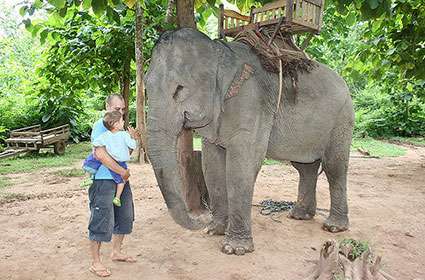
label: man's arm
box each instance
[94,146,130,181]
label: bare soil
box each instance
[1,145,424,280]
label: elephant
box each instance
[145,28,354,256]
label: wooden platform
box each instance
[219,0,324,39]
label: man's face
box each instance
[106,97,125,115]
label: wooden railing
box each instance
[219,0,324,38]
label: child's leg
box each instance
[115,183,125,200]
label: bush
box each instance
[353,85,425,138]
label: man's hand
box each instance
[95,147,130,180]
[128,126,141,141]
[120,168,130,182]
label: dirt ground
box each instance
[0,144,424,280]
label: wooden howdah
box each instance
[219,0,325,39]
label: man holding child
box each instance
[86,94,139,277]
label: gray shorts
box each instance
[88,180,134,242]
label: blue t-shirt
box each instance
[93,131,136,162]
[91,118,114,180]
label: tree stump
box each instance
[305,240,394,280]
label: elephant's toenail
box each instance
[222,244,234,254]
[235,247,245,256]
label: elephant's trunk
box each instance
[147,122,209,230]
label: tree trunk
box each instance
[176,0,196,28]
[174,0,208,212]
[166,0,176,24]
[134,1,149,163]
[121,55,131,128]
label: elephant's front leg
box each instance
[221,140,261,256]
[202,140,228,235]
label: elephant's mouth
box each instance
[183,112,211,129]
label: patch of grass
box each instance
[0,176,10,188]
[351,138,406,157]
[387,136,425,146]
[263,158,281,165]
[55,168,85,177]
[0,142,91,175]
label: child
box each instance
[83,111,139,207]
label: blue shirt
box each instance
[91,118,113,180]
[93,131,136,162]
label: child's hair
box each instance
[103,111,122,131]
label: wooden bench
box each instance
[218,0,324,39]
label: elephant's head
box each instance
[145,29,226,229]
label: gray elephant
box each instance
[145,28,354,256]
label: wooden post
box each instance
[285,0,294,24]
[121,55,131,129]
[218,4,224,39]
[175,0,209,212]
[135,0,148,163]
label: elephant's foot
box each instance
[323,215,349,233]
[204,220,226,235]
[221,236,254,256]
[288,204,315,220]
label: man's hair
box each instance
[103,111,122,131]
[106,94,124,105]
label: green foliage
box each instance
[0,2,43,146]
[0,142,91,175]
[339,239,370,261]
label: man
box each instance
[88,94,137,277]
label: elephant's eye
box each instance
[173,85,184,100]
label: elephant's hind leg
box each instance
[289,160,321,220]
[202,141,228,235]
[322,112,352,233]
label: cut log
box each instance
[305,240,394,280]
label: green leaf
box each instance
[59,6,68,17]
[31,24,43,37]
[23,19,33,31]
[19,6,28,16]
[123,0,137,8]
[92,0,107,16]
[82,0,92,9]
[48,0,66,9]
[106,7,121,23]
[367,0,379,9]
[40,29,49,45]
[206,0,216,7]
[34,0,43,8]
[110,0,122,5]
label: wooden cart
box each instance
[219,0,325,39]
[0,124,70,159]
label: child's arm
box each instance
[124,131,137,151]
